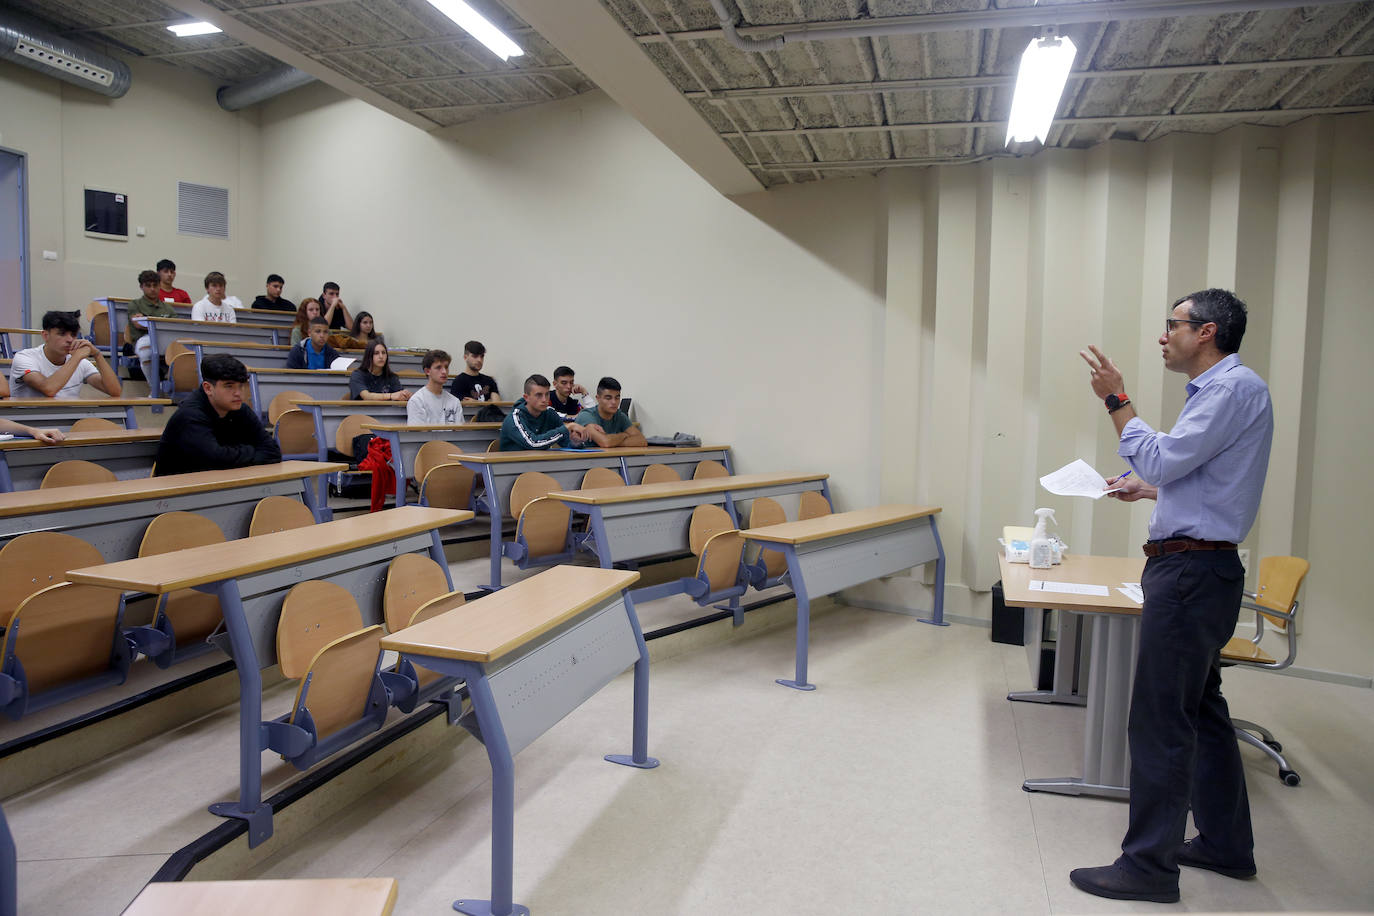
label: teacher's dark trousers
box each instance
[1118,548,1255,882]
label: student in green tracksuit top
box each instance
[500,373,590,451]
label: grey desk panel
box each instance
[0,477,304,559]
[231,533,433,669]
[145,318,279,348]
[297,402,410,458]
[485,597,639,756]
[621,448,730,483]
[254,374,424,417]
[0,404,133,430]
[0,440,158,491]
[471,455,628,518]
[791,519,939,599]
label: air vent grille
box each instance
[177,182,230,239]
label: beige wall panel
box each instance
[0,57,261,314]
[1300,113,1374,677]
[878,169,926,506]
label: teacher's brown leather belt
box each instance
[1142,538,1238,558]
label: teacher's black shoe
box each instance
[1176,838,1257,879]
[1070,864,1180,904]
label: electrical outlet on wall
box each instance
[1238,548,1250,573]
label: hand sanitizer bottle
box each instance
[1030,508,1057,569]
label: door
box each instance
[0,149,29,327]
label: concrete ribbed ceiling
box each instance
[9,0,1373,190]
[600,0,1374,185]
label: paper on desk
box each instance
[1029,580,1111,597]
[0,433,12,442]
[1039,458,1119,499]
[1117,582,1144,604]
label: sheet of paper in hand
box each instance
[1039,458,1120,500]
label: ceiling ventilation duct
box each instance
[0,10,131,98]
[217,65,316,111]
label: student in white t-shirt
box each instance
[191,271,240,322]
[406,349,463,426]
[8,310,122,399]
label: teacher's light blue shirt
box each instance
[1118,353,1273,543]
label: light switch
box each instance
[136,226,146,236]
[42,250,58,260]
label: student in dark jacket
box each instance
[499,373,588,451]
[286,317,341,369]
[155,354,281,475]
[250,273,296,313]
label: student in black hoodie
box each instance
[250,274,296,313]
[154,354,281,475]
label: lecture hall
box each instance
[1,0,1372,913]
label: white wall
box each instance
[259,86,1373,680]
[0,56,261,317]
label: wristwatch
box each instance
[1105,393,1131,413]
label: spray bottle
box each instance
[1030,508,1057,569]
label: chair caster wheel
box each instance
[1280,769,1300,787]
[1266,740,1283,752]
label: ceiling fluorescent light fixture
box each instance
[424,0,523,60]
[1005,33,1077,145]
[167,21,222,37]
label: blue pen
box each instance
[1119,470,1132,480]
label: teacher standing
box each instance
[1071,288,1273,904]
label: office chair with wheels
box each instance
[1222,555,1310,787]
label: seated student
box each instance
[407,350,463,425]
[155,258,192,304]
[549,365,589,420]
[286,317,341,369]
[154,354,281,476]
[319,282,352,332]
[576,377,647,448]
[500,374,587,451]
[250,273,296,313]
[289,298,321,347]
[127,268,179,382]
[350,339,410,402]
[9,310,121,399]
[448,340,500,403]
[191,271,240,322]
[350,311,382,346]
[0,418,64,444]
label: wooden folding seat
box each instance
[274,408,319,460]
[0,532,105,633]
[84,301,111,349]
[692,459,729,480]
[0,582,130,719]
[414,439,476,511]
[640,463,680,484]
[40,459,117,489]
[268,390,311,426]
[581,467,625,490]
[249,495,316,537]
[747,496,790,587]
[507,471,573,566]
[485,439,501,452]
[126,512,226,667]
[69,417,123,432]
[625,504,749,621]
[383,555,465,710]
[335,413,378,459]
[799,490,833,519]
[270,580,388,767]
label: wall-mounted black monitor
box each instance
[84,187,128,240]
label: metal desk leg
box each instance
[123,406,139,429]
[1023,611,1135,800]
[0,459,12,494]
[587,508,613,570]
[204,580,274,845]
[0,802,15,916]
[300,475,330,524]
[482,468,504,591]
[384,431,406,507]
[146,324,163,400]
[776,545,816,691]
[606,595,659,769]
[1008,611,1086,706]
[456,670,530,916]
[919,516,950,627]
[430,528,454,591]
